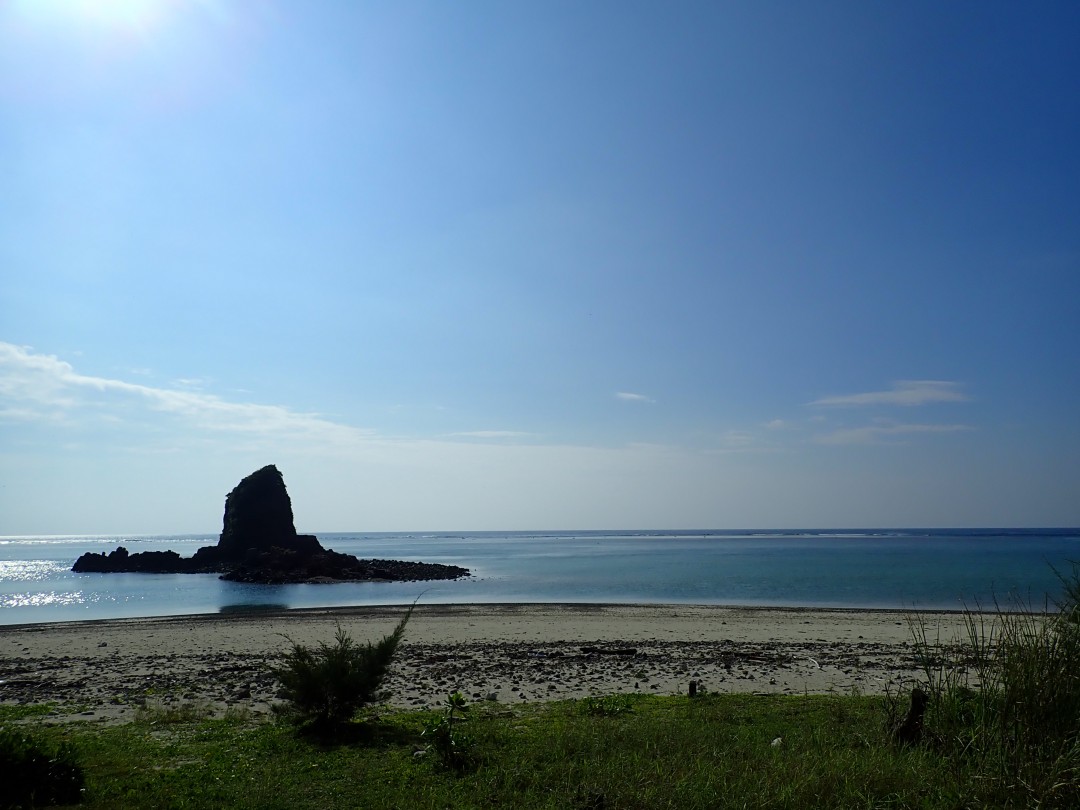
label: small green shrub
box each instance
[580,694,635,716]
[0,726,85,808]
[421,691,475,771]
[135,700,214,725]
[273,606,412,730]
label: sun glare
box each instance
[15,0,173,35]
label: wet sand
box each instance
[0,603,975,723]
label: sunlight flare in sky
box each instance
[14,0,176,35]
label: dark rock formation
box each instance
[217,465,302,559]
[72,465,469,584]
[222,552,469,585]
[72,546,217,574]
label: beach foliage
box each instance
[134,699,215,725]
[421,691,476,771]
[273,606,412,730]
[580,693,635,716]
[908,561,1080,807]
[0,704,54,722]
[0,725,85,808]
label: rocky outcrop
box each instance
[222,551,469,585]
[71,546,216,574]
[217,464,303,559]
[72,465,469,584]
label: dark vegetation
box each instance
[0,725,84,808]
[420,691,476,771]
[273,607,412,732]
[8,564,1080,808]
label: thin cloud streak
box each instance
[809,380,969,408]
[616,391,654,403]
[813,422,974,446]
[449,431,535,439]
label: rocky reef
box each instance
[72,465,469,584]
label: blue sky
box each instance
[2,1,1078,534]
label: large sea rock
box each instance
[216,464,307,560]
[72,465,469,584]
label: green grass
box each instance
[0,703,56,722]
[7,692,1014,810]
[903,580,1080,810]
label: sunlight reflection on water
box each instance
[1,590,85,609]
[0,560,67,582]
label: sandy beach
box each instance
[0,604,975,724]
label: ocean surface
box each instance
[1,529,1077,626]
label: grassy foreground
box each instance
[0,690,1030,810]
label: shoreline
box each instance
[0,604,980,635]
[0,603,982,724]
[0,600,991,633]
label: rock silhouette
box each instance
[891,686,929,745]
[217,464,306,559]
[72,465,469,584]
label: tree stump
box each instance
[892,687,929,745]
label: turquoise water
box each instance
[1,529,1077,625]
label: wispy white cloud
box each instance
[809,380,969,408]
[813,420,974,446]
[448,430,535,440]
[0,342,371,445]
[616,391,654,403]
[764,419,790,430]
[172,377,210,390]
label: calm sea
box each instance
[1,529,1077,626]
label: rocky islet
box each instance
[71,465,469,584]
